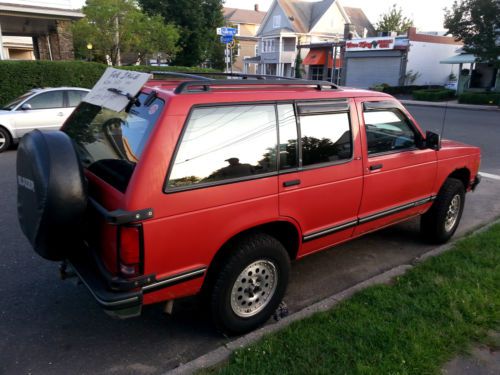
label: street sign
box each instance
[216,27,237,36]
[220,35,233,44]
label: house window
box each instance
[255,44,259,56]
[310,65,323,80]
[234,44,241,57]
[235,24,241,36]
[273,15,281,28]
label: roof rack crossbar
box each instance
[173,80,339,94]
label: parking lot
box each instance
[0,105,499,375]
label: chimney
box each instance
[344,23,355,40]
[254,4,259,12]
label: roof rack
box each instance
[173,79,340,94]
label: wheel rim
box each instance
[444,194,461,232]
[230,260,278,318]
[0,133,5,149]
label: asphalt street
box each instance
[0,105,499,375]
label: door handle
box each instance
[369,164,383,171]
[57,112,64,116]
[283,179,301,187]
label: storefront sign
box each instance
[346,37,395,51]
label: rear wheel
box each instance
[421,178,465,244]
[0,127,11,153]
[210,233,290,335]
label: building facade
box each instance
[248,0,374,78]
[0,1,83,61]
[343,27,463,88]
[223,5,266,74]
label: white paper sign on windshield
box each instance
[84,68,151,112]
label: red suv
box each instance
[17,72,481,334]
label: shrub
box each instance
[458,92,500,105]
[412,89,455,102]
[381,85,443,95]
[0,61,217,105]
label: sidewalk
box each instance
[442,331,500,375]
[400,99,500,111]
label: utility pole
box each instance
[115,15,121,66]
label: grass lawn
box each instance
[207,224,500,374]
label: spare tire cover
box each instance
[17,130,87,261]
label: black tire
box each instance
[421,178,465,244]
[0,126,12,153]
[17,130,87,260]
[210,233,290,335]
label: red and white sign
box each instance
[346,37,395,51]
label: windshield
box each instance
[63,92,164,192]
[1,91,35,110]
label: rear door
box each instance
[354,98,437,235]
[278,100,363,257]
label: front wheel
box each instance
[0,127,11,153]
[421,178,465,244]
[210,233,290,335]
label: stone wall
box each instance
[35,20,75,61]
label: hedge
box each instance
[412,88,455,102]
[369,85,443,95]
[458,92,500,105]
[0,61,217,105]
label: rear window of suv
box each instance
[63,92,164,192]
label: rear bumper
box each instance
[66,247,207,319]
[67,250,143,319]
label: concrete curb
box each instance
[166,218,500,375]
[401,99,500,112]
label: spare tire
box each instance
[17,130,87,261]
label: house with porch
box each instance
[0,0,83,61]
[246,0,374,78]
[223,5,266,74]
[441,50,500,94]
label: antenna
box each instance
[439,98,449,148]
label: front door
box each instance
[354,98,437,235]
[14,90,66,137]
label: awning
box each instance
[440,54,477,64]
[303,49,342,68]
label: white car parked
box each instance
[0,87,90,152]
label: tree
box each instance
[73,0,180,65]
[444,0,500,66]
[139,0,225,68]
[376,4,413,34]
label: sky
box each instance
[70,0,455,32]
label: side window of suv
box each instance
[297,102,352,167]
[363,109,418,155]
[167,105,278,189]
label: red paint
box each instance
[84,82,480,308]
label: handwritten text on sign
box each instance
[84,68,151,112]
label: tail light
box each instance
[117,225,143,278]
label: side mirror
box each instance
[425,130,441,150]
[21,103,32,111]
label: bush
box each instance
[412,89,455,101]
[0,61,217,105]
[380,85,443,95]
[458,92,500,105]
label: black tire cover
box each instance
[17,130,87,260]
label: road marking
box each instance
[479,172,500,181]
